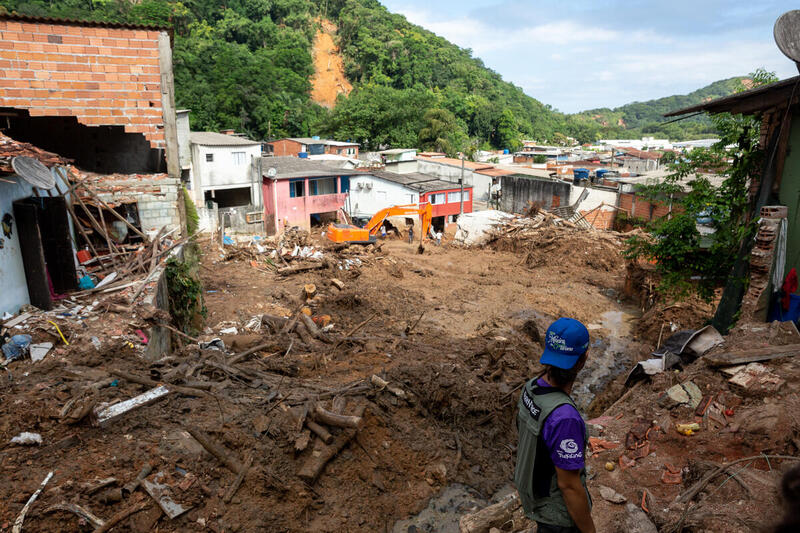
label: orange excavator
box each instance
[326,203,433,246]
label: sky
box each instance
[380,0,799,113]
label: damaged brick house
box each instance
[0,14,181,315]
[666,75,800,328]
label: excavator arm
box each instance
[326,203,433,246]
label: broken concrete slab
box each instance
[29,342,53,362]
[728,363,785,394]
[622,503,658,533]
[658,381,703,410]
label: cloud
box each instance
[381,1,799,112]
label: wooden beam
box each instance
[705,343,800,367]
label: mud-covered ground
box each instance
[2,228,797,532]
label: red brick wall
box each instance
[270,139,303,157]
[579,208,616,230]
[620,192,678,222]
[0,19,166,149]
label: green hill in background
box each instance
[0,0,749,150]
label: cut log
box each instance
[303,283,317,299]
[298,405,366,483]
[459,491,521,533]
[705,344,800,367]
[299,313,332,343]
[330,278,345,290]
[306,420,333,445]
[187,427,243,474]
[312,404,363,428]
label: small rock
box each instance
[659,381,702,410]
[599,485,626,504]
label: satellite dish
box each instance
[266,167,277,178]
[12,156,56,190]
[774,10,800,72]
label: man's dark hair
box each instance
[544,364,581,388]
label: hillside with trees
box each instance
[0,0,747,151]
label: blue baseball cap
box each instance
[540,318,590,369]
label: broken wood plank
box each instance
[458,491,521,533]
[705,343,800,367]
[298,405,366,483]
[312,404,363,429]
[94,385,170,426]
[223,454,253,504]
[187,427,243,474]
[13,471,53,533]
[45,503,105,529]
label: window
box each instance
[232,152,246,165]
[431,193,446,205]
[205,153,214,162]
[204,187,251,207]
[347,147,356,155]
[310,177,336,196]
[448,191,460,203]
[340,176,350,193]
[463,191,470,202]
[289,179,305,198]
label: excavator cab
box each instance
[326,204,433,246]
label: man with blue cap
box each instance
[514,317,595,533]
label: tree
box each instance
[493,109,521,152]
[624,69,778,302]
[418,108,467,156]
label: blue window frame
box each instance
[289,179,305,198]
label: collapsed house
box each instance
[0,14,182,316]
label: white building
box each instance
[187,131,262,209]
[598,137,673,150]
[379,148,418,174]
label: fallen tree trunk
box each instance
[459,491,520,533]
[298,405,366,482]
[299,313,332,344]
[306,420,333,445]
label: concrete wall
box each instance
[500,175,571,213]
[0,18,168,151]
[385,160,418,174]
[347,175,419,218]
[176,111,191,169]
[0,169,73,315]
[87,175,182,233]
[189,143,261,206]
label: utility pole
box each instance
[460,155,465,215]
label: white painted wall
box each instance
[385,160,418,174]
[0,170,75,315]
[416,160,493,202]
[347,175,418,218]
[189,143,261,206]
[569,185,618,212]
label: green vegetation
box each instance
[568,77,747,144]
[183,186,199,235]
[624,70,777,304]
[0,0,753,149]
[165,256,206,336]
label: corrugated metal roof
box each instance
[363,170,471,193]
[261,156,344,179]
[189,132,261,146]
[379,148,416,155]
[281,137,360,147]
[0,12,171,31]
[665,76,800,117]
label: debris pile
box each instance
[0,132,72,173]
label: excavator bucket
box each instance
[326,223,375,244]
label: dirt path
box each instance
[310,20,352,108]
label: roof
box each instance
[379,148,417,155]
[261,156,345,179]
[0,12,171,31]
[189,132,261,147]
[359,170,472,193]
[615,147,661,160]
[278,138,359,147]
[665,76,800,117]
[417,155,495,171]
[474,167,515,177]
[0,132,72,174]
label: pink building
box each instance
[262,157,350,234]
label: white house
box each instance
[187,131,262,209]
[379,148,418,174]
